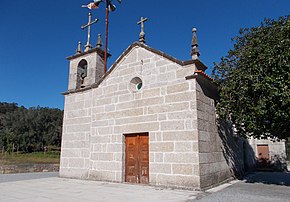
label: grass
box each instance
[0,151,60,165]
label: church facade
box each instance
[59,26,286,189]
[60,26,237,189]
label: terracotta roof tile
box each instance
[194,70,213,81]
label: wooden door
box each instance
[138,135,149,184]
[257,145,269,160]
[125,135,139,183]
[125,133,149,184]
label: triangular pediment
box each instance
[63,42,208,95]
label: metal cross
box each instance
[137,17,148,43]
[81,12,99,51]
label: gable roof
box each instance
[63,42,211,95]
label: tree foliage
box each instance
[212,16,290,140]
[0,102,63,152]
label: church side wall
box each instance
[87,47,201,188]
[59,91,92,179]
[195,79,236,189]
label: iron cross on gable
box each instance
[137,17,148,43]
[81,12,99,51]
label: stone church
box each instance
[60,16,286,189]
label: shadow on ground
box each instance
[244,172,290,186]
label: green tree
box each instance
[0,102,63,152]
[6,129,15,154]
[212,16,290,140]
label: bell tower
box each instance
[66,42,106,91]
[66,12,107,91]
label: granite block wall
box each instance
[60,46,201,188]
[194,78,234,189]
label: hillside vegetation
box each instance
[0,102,63,153]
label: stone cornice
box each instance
[66,47,111,60]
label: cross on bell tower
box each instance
[81,12,99,52]
[137,17,148,44]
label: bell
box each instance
[108,2,116,12]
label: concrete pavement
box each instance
[195,172,290,202]
[196,179,290,202]
[1,172,290,202]
[0,173,202,202]
[0,172,58,183]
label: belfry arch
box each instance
[76,59,88,88]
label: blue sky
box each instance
[0,0,289,109]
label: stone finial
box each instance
[191,28,200,60]
[96,34,102,48]
[76,41,82,54]
[139,32,145,44]
[84,43,93,52]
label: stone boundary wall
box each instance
[248,138,287,160]
[0,164,59,174]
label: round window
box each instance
[129,77,143,92]
[136,82,142,90]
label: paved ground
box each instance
[195,172,290,202]
[0,172,58,183]
[0,172,202,202]
[0,172,290,202]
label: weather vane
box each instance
[82,0,122,74]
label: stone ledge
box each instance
[0,164,59,174]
